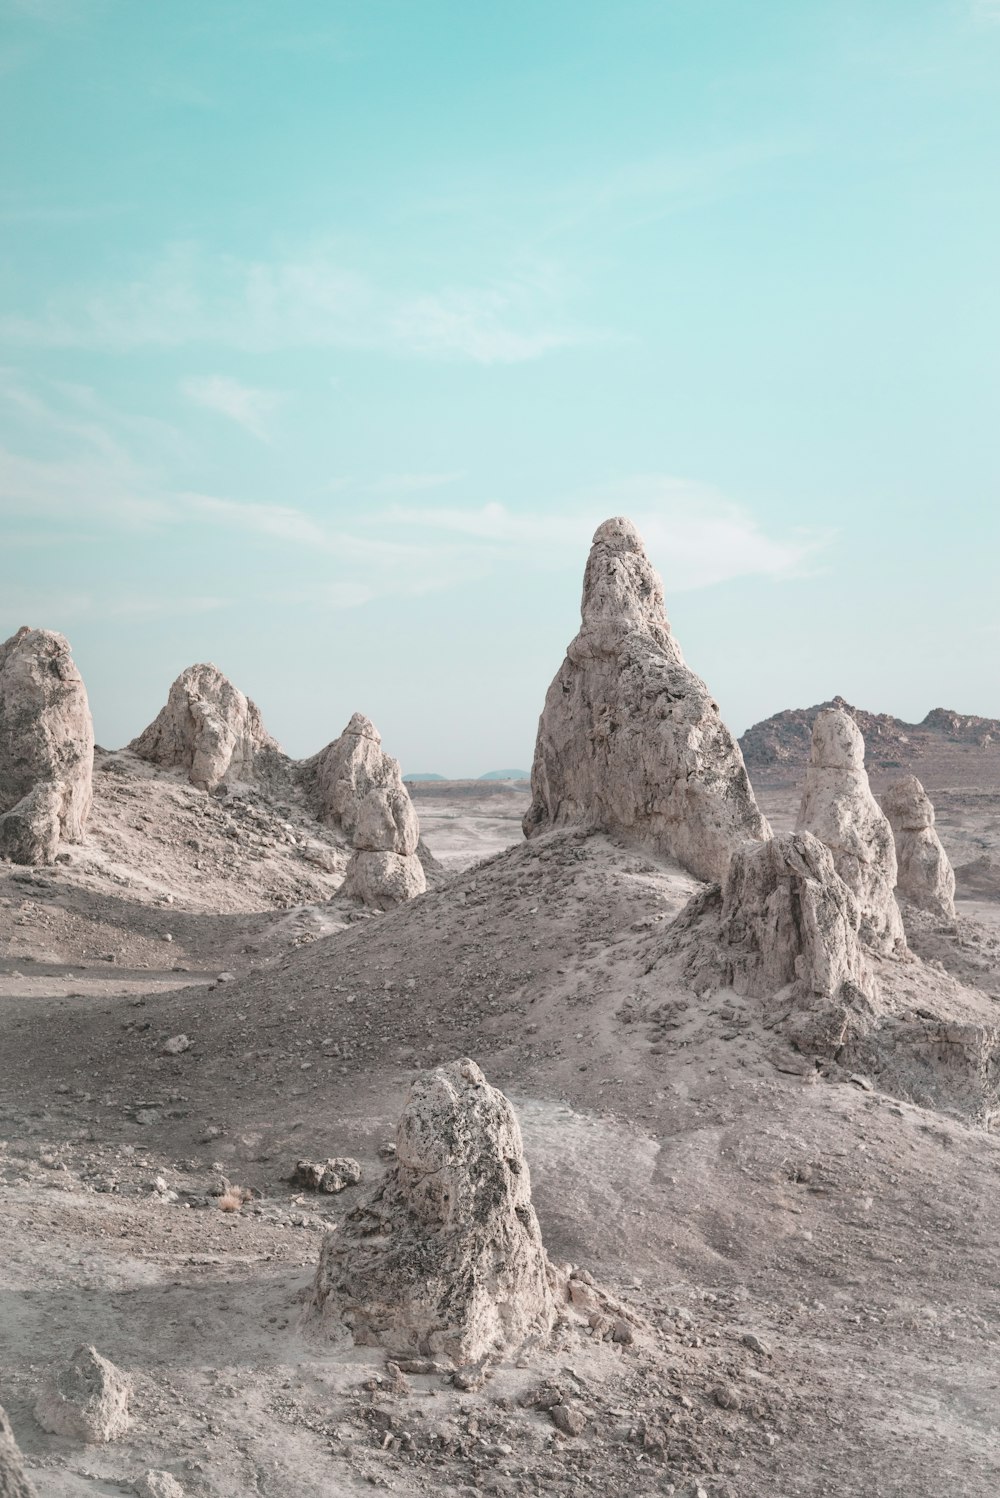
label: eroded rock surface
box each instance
[796,708,905,955]
[0,625,94,864]
[880,776,957,920]
[523,517,770,882]
[34,1345,130,1444]
[0,1404,37,1498]
[311,1059,555,1364]
[304,714,425,905]
[130,664,286,793]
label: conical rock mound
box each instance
[524,517,771,882]
[304,713,425,907]
[129,663,286,793]
[311,1059,555,1364]
[796,709,905,954]
[880,776,956,919]
[0,625,94,865]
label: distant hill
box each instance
[740,696,1000,786]
[479,769,530,781]
[403,772,446,782]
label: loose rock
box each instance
[34,1345,130,1444]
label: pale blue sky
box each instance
[2,0,998,775]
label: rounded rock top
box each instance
[810,707,865,770]
[590,515,645,553]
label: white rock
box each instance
[795,708,905,955]
[34,1345,130,1444]
[162,1034,191,1055]
[0,1402,37,1498]
[0,626,94,864]
[133,1472,185,1498]
[129,663,285,792]
[311,1059,555,1364]
[523,517,771,882]
[306,712,391,837]
[342,850,426,909]
[880,776,956,919]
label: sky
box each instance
[1,0,998,777]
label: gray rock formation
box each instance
[0,625,94,864]
[129,663,285,792]
[880,776,957,919]
[795,708,906,955]
[722,831,871,1000]
[132,1473,185,1498]
[311,1059,555,1364]
[523,517,771,882]
[0,1404,37,1498]
[34,1345,130,1444]
[304,713,425,906]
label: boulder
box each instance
[0,626,94,863]
[0,1404,37,1498]
[352,785,420,856]
[880,776,956,920]
[132,1473,185,1498]
[796,708,906,955]
[523,517,771,882]
[34,1345,130,1444]
[129,663,285,792]
[342,850,427,909]
[311,1059,555,1364]
[305,712,391,835]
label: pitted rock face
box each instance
[311,1059,555,1364]
[880,776,956,919]
[796,708,906,955]
[306,713,425,906]
[0,1402,37,1498]
[34,1345,130,1444]
[0,625,94,864]
[129,663,284,792]
[524,516,771,883]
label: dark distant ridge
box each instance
[740,696,1000,777]
[479,769,530,781]
[403,772,446,782]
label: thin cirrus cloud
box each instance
[0,241,585,365]
[180,374,285,440]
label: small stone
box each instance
[611,1318,634,1345]
[216,971,236,984]
[550,1402,587,1437]
[162,1035,191,1055]
[712,1383,742,1411]
[741,1333,771,1356]
[133,1472,185,1498]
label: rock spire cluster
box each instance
[129,662,286,793]
[312,1059,555,1364]
[308,713,426,907]
[0,626,94,864]
[523,516,771,883]
[880,775,956,919]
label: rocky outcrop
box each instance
[304,714,425,906]
[129,663,286,792]
[880,776,956,919]
[0,1404,37,1498]
[523,517,771,883]
[722,831,871,1001]
[0,626,94,864]
[34,1345,130,1444]
[311,1059,555,1364]
[796,709,906,955]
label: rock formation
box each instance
[311,1059,555,1364]
[523,517,771,883]
[880,776,957,919]
[0,1404,37,1498]
[34,1345,130,1444]
[795,708,906,955]
[0,625,94,864]
[129,663,285,792]
[721,831,871,1001]
[304,714,425,907]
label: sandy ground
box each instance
[1,765,999,1496]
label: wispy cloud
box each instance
[972,0,1000,20]
[181,374,285,439]
[0,241,584,364]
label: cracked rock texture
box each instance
[130,663,286,793]
[523,517,771,883]
[796,708,906,955]
[0,1404,36,1498]
[0,625,94,864]
[311,1058,555,1363]
[880,775,957,920]
[34,1344,130,1444]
